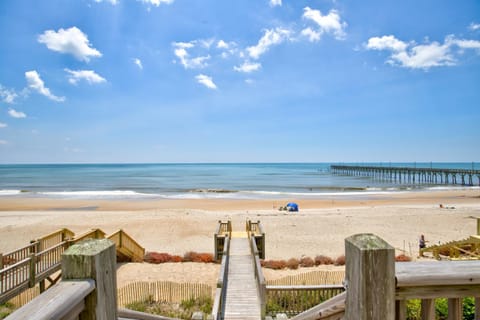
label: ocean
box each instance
[0,163,478,200]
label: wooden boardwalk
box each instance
[223,232,261,320]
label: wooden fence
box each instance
[266,270,345,286]
[117,281,213,307]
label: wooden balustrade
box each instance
[0,258,31,302]
[1,242,38,268]
[247,220,265,259]
[249,230,267,318]
[34,242,67,281]
[211,235,230,320]
[266,285,345,317]
[73,228,106,243]
[38,228,74,251]
[214,220,231,262]
[107,229,145,262]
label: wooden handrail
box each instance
[212,235,230,319]
[118,308,179,320]
[1,242,39,268]
[73,228,106,243]
[249,234,266,318]
[108,229,144,250]
[289,291,347,320]
[107,229,145,262]
[5,280,95,320]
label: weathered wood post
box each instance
[476,217,480,236]
[345,233,395,320]
[0,253,3,269]
[62,238,117,320]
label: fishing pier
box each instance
[331,164,480,186]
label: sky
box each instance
[0,0,479,163]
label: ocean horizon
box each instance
[0,162,478,200]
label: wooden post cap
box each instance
[345,233,394,251]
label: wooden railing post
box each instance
[62,238,118,320]
[475,297,480,320]
[477,217,480,236]
[28,253,36,288]
[0,253,3,269]
[345,233,395,320]
[421,299,435,320]
[447,298,462,320]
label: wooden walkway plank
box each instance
[223,237,261,320]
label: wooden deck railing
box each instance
[37,228,74,251]
[266,284,345,317]
[247,220,265,259]
[34,242,67,282]
[249,235,267,318]
[395,260,480,319]
[72,228,106,243]
[0,243,38,268]
[1,227,144,305]
[211,235,230,320]
[214,220,231,261]
[107,229,145,262]
[0,241,69,304]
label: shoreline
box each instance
[0,189,479,211]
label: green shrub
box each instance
[0,302,15,319]
[126,295,212,320]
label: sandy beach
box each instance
[1,189,479,288]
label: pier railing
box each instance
[331,164,480,186]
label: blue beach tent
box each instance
[286,202,299,212]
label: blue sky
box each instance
[0,0,479,163]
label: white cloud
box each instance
[366,35,480,69]
[195,74,217,89]
[270,0,282,7]
[0,140,7,145]
[217,40,229,49]
[38,26,102,62]
[172,42,210,69]
[0,122,7,128]
[65,69,107,85]
[366,35,408,52]
[247,27,293,59]
[141,0,174,6]
[8,108,26,118]
[469,22,480,31]
[25,71,65,102]
[301,27,321,42]
[94,0,118,4]
[450,38,480,50]
[302,7,347,40]
[234,61,261,73]
[391,42,454,69]
[133,58,143,69]
[0,85,18,104]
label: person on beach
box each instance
[419,234,427,256]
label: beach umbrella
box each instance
[286,202,298,212]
